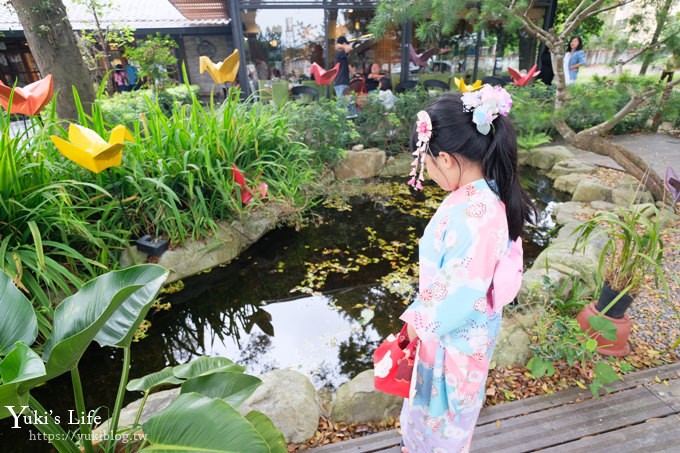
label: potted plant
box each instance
[572,204,669,356]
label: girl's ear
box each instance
[438,152,455,169]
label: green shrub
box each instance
[354,94,401,152]
[506,82,556,138]
[559,74,661,134]
[285,99,359,165]
[661,90,680,128]
[98,85,199,126]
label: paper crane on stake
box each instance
[508,64,541,87]
[52,124,135,229]
[0,74,54,116]
[409,44,451,67]
[454,77,482,93]
[666,166,680,203]
[51,124,134,174]
[232,164,268,206]
[309,62,340,85]
[200,50,241,84]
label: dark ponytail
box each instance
[412,93,535,240]
[482,115,535,240]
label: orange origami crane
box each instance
[0,74,54,116]
[200,50,240,84]
[309,62,340,85]
[508,64,541,87]
[51,124,134,174]
[454,77,482,93]
[232,164,268,205]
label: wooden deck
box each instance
[313,361,680,452]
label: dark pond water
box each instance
[1,172,567,451]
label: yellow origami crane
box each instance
[51,124,134,173]
[454,77,483,93]
[200,50,240,84]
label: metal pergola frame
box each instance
[225,0,379,98]
[172,0,558,98]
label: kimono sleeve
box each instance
[401,218,503,346]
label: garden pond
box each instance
[0,171,567,451]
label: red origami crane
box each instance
[408,44,450,67]
[508,64,541,87]
[309,62,340,85]
[0,74,54,115]
[232,164,268,205]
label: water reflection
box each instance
[1,173,568,451]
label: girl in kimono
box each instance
[400,90,534,452]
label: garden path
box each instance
[312,361,680,452]
[562,132,680,179]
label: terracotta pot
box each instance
[577,301,631,357]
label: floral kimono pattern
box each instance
[400,178,523,452]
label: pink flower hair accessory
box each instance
[408,110,432,190]
[461,84,512,135]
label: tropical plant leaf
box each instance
[0,270,38,356]
[126,366,183,393]
[0,343,45,419]
[180,372,261,408]
[245,410,287,453]
[172,356,245,380]
[94,266,169,348]
[36,265,168,385]
[141,393,270,452]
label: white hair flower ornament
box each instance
[408,110,432,190]
[461,84,513,135]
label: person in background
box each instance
[659,53,679,83]
[366,62,388,92]
[563,36,586,84]
[125,63,139,90]
[113,64,130,92]
[334,36,352,98]
[396,89,534,452]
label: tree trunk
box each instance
[566,126,666,202]
[10,0,96,120]
[639,0,673,75]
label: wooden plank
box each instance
[310,363,680,452]
[646,377,680,411]
[538,414,680,452]
[471,386,674,452]
[478,361,680,425]
[312,430,401,452]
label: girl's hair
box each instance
[569,36,583,51]
[410,93,535,240]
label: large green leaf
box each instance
[127,366,183,393]
[0,271,38,356]
[245,411,287,453]
[141,393,270,453]
[172,356,245,379]
[94,266,168,348]
[0,343,45,419]
[34,265,168,386]
[180,372,261,408]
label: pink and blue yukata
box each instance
[400,178,524,452]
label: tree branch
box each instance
[563,0,603,34]
[619,30,679,66]
[581,77,680,136]
[512,6,553,44]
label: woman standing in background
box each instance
[563,36,586,84]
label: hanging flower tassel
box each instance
[407,110,432,191]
